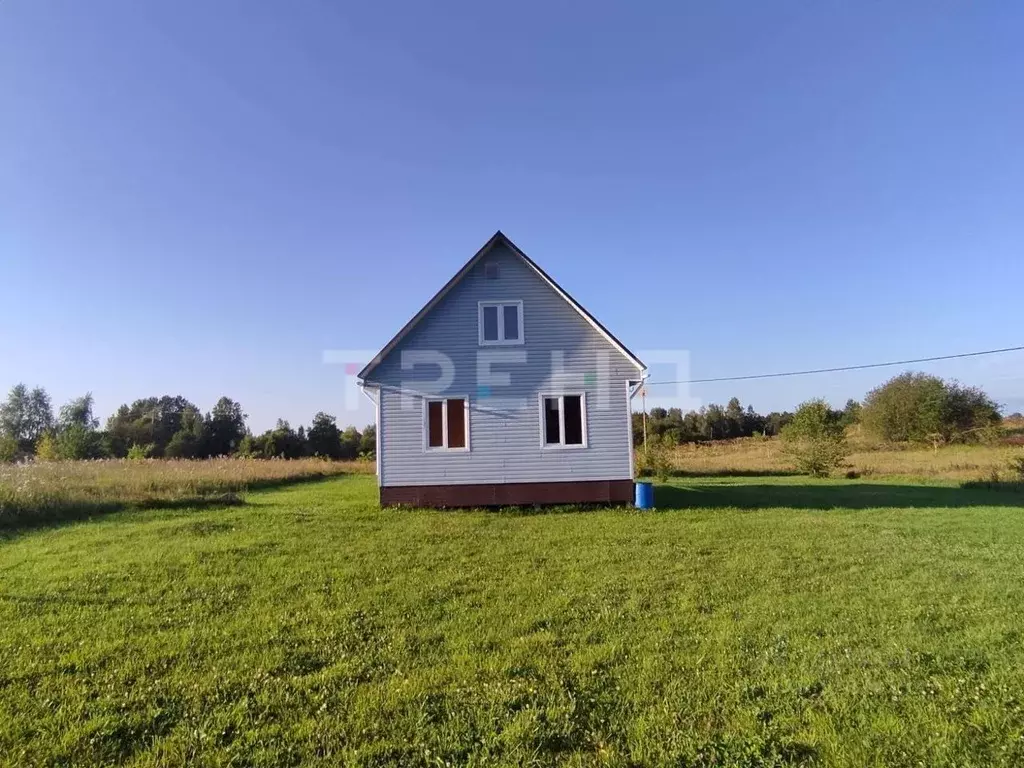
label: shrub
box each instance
[35,433,59,461]
[861,372,1000,444]
[635,435,674,482]
[1009,453,1024,481]
[0,435,17,463]
[55,424,106,460]
[781,399,849,477]
[236,434,256,458]
[126,443,153,461]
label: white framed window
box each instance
[423,397,470,451]
[478,300,524,346]
[539,393,587,448]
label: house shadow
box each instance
[667,469,802,478]
[653,482,1024,511]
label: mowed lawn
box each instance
[2,476,1024,767]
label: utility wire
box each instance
[643,345,1024,387]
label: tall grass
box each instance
[655,437,1023,480]
[0,458,372,530]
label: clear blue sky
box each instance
[2,0,1022,431]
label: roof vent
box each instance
[484,262,500,279]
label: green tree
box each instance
[106,395,202,457]
[203,397,247,457]
[55,425,106,460]
[164,409,205,459]
[725,397,745,438]
[661,408,686,443]
[840,398,862,428]
[358,424,376,458]
[339,426,362,460]
[53,393,105,459]
[58,393,99,432]
[307,412,342,458]
[251,420,306,459]
[743,404,766,437]
[764,411,792,436]
[861,372,1000,444]
[942,381,1001,442]
[0,384,28,447]
[703,404,727,440]
[781,399,849,477]
[861,373,946,442]
[0,384,54,453]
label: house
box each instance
[358,231,647,507]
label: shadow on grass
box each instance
[386,480,1024,516]
[960,479,1024,493]
[0,472,351,537]
[659,469,802,478]
[655,482,1024,511]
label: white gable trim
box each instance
[358,231,646,380]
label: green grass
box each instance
[2,475,1024,766]
[0,458,370,530]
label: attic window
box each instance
[484,262,500,279]
[479,300,523,345]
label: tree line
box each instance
[634,371,1003,447]
[0,385,375,462]
[636,372,1005,480]
[0,371,1005,464]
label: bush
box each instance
[126,443,152,461]
[55,425,106,460]
[0,435,17,463]
[781,399,849,477]
[35,433,59,461]
[1009,453,1024,481]
[236,434,257,458]
[862,372,1001,444]
[635,435,674,482]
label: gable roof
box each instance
[358,231,646,380]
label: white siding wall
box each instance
[368,243,639,487]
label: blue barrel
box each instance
[634,481,654,509]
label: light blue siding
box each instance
[365,242,640,487]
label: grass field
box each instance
[665,437,1022,481]
[0,458,372,530]
[3,473,1024,766]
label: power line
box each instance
[643,345,1024,387]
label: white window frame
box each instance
[422,396,471,452]
[538,392,588,449]
[478,300,524,346]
